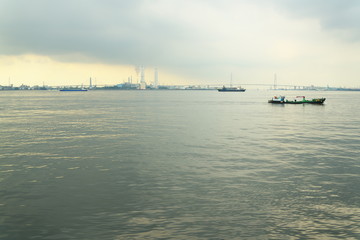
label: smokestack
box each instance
[139,66,146,90]
[140,66,145,84]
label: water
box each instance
[0,90,359,239]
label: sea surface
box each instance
[0,89,359,239]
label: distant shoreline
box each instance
[1,85,360,91]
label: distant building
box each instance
[19,84,30,90]
[116,83,138,90]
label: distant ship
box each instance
[59,89,88,92]
[218,86,246,92]
[218,73,246,92]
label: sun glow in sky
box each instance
[0,55,183,86]
[1,0,360,87]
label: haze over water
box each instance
[0,90,359,239]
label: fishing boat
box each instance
[268,96,326,104]
[218,86,246,92]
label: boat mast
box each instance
[274,73,277,90]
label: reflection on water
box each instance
[0,90,359,239]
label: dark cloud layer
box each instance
[1,0,360,82]
[1,0,178,63]
[274,0,360,40]
[0,0,250,80]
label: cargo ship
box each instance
[218,86,246,92]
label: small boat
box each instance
[268,96,326,104]
[218,86,246,92]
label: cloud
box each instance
[1,0,360,85]
[271,0,360,41]
[1,1,211,60]
[1,1,276,79]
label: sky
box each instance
[1,0,360,87]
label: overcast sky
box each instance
[1,0,360,87]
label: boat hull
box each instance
[60,89,88,91]
[218,89,246,92]
[268,98,326,104]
